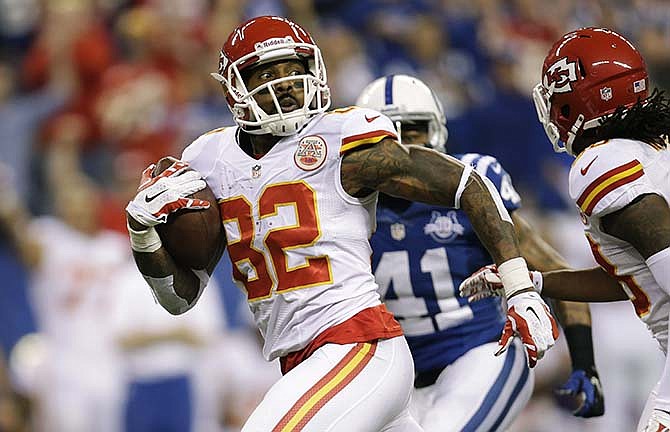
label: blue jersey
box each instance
[371,153,522,373]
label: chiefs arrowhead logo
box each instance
[544,57,578,94]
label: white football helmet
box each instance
[356,74,448,152]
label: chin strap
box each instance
[565,114,585,156]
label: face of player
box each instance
[244,59,307,116]
[400,122,430,146]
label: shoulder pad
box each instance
[569,140,649,216]
[182,127,233,176]
[338,107,397,155]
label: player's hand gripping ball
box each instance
[151,157,224,270]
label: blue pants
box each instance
[124,374,192,432]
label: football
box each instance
[153,157,224,270]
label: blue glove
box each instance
[554,368,604,418]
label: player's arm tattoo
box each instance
[341,138,521,264]
[341,139,459,202]
[601,193,670,259]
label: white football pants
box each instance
[411,338,534,432]
[241,336,423,431]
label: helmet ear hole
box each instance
[561,104,571,119]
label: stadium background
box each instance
[0,0,668,430]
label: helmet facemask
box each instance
[532,81,586,156]
[532,81,566,153]
[212,41,331,136]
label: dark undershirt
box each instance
[378,193,413,214]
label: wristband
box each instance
[454,165,473,209]
[498,257,533,297]
[127,222,162,253]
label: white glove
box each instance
[498,290,559,368]
[642,409,670,432]
[125,159,210,227]
[459,259,559,368]
[459,264,543,302]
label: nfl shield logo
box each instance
[634,79,646,93]
[600,87,612,101]
[390,223,406,241]
[252,164,261,179]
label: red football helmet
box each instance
[211,16,331,136]
[532,27,648,155]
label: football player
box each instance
[124,15,559,431]
[459,27,670,432]
[356,74,604,431]
[0,156,128,432]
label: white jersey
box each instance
[28,217,128,353]
[110,258,224,379]
[182,107,399,360]
[569,138,670,352]
[27,218,128,432]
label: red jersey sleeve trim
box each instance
[576,160,644,216]
[339,130,397,155]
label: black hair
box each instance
[588,88,670,149]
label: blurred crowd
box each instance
[1,0,669,431]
